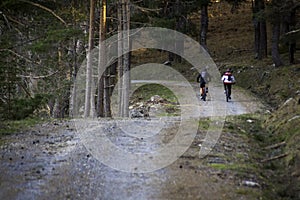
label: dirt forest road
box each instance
[0,82,266,200]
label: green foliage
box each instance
[0,94,50,120]
[46,28,83,42]
[0,117,45,135]
[150,17,176,29]
[30,27,83,52]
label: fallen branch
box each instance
[17,70,58,79]
[261,153,289,163]
[133,5,161,13]
[20,0,67,26]
[263,141,286,150]
[284,29,300,36]
[0,12,12,29]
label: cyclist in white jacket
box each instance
[221,68,236,99]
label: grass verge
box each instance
[0,117,46,136]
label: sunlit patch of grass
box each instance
[235,188,261,198]
[209,163,257,173]
[198,118,210,130]
[0,117,45,135]
[131,83,179,103]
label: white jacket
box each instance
[221,73,236,84]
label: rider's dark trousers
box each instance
[224,83,232,97]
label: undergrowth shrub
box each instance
[0,94,49,120]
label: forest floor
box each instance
[0,83,269,200]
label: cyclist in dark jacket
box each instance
[197,73,206,100]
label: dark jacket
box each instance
[197,74,206,88]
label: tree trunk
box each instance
[200,4,208,51]
[97,76,104,117]
[254,21,260,59]
[289,9,296,64]
[101,0,111,117]
[97,0,108,117]
[53,46,63,118]
[258,0,267,59]
[69,37,80,117]
[117,0,123,117]
[289,43,296,64]
[271,23,283,67]
[116,0,130,117]
[253,0,259,59]
[52,97,62,118]
[90,73,96,118]
[253,0,267,60]
[175,15,185,63]
[259,20,267,59]
[173,0,184,63]
[121,0,130,117]
[84,0,96,118]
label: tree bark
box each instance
[254,21,260,59]
[102,0,111,117]
[259,20,267,59]
[121,0,130,117]
[117,0,123,117]
[253,0,267,60]
[84,0,96,118]
[173,0,184,63]
[289,9,296,64]
[253,0,259,58]
[200,4,208,51]
[258,0,267,59]
[116,0,130,117]
[53,46,63,118]
[69,38,79,117]
[97,0,108,117]
[97,76,104,117]
[271,23,283,67]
